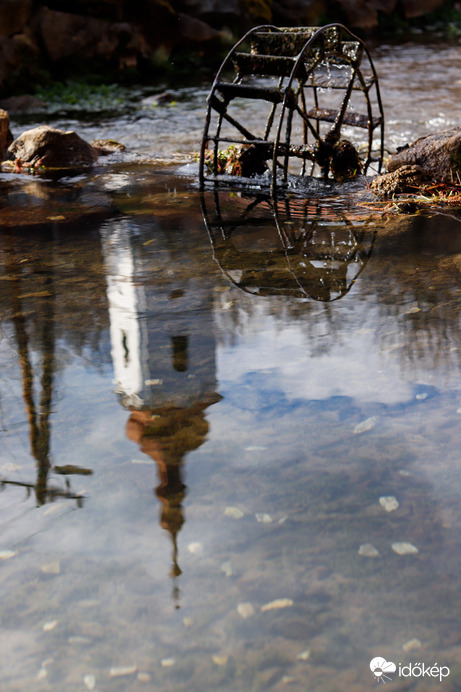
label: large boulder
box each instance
[387,127,461,183]
[7,125,97,168]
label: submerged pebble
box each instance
[224,506,244,519]
[110,666,137,677]
[237,602,255,619]
[402,638,422,652]
[358,544,380,557]
[212,654,229,666]
[392,542,419,555]
[255,513,273,523]
[220,560,233,577]
[137,672,151,682]
[43,620,59,632]
[0,549,17,560]
[161,658,176,668]
[379,496,400,512]
[261,598,293,612]
[353,416,377,434]
[187,542,204,555]
[297,650,311,661]
[83,673,96,690]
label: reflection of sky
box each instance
[216,300,458,408]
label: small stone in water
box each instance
[137,672,151,682]
[353,416,377,434]
[161,658,175,668]
[415,392,427,400]
[297,650,311,661]
[402,638,422,652]
[358,544,380,557]
[261,598,293,612]
[83,674,96,690]
[0,549,17,560]
[187,542,203,555]
[237,602,255,619]
[43,620,58,632]
[255,513,272,523]
[224,506,244,519]
[41,561,60,574]
[392,542,419,555]
[212,654,229,666]
[110,666,137,677]
[379,496,399,512]
[220,560,233,577]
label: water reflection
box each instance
[102,216,221,603]
[201,188,376,301]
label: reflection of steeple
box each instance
[126,400,219,605]
[102,218,221,605]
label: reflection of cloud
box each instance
[216,305,423,406]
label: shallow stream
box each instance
[1,37,461,692]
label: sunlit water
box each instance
[1,39,461,692]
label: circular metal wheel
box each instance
[199,24,384,192]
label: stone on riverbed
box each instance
[6,125,97,168]
[387,127,461,182]
[370,164,431,197]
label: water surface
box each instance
[1,39,461,692]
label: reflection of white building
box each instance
[101,219,218,410]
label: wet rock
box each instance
[387,128,461,183]
[90,138,126,155]
[0,95,47,114]
[0,0,32,38]
[7,126,97,168]
[370,165,432,197]
[0,108,13,161]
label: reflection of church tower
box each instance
[102,218,220,601]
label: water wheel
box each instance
[200,189,376,301]
[199,24,384,192]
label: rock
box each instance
[0,0,33,38]
[387,127,461,183]
[370,164,432,197]
[7,126,97,168]
[90,138,126,155]
[0,95,47,113]
[0,108,13,161]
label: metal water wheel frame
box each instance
[199,23,384,192]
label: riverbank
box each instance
[1,0,461,98]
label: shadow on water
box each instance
[1,167,461,689]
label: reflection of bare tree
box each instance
[1,234,87,506]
